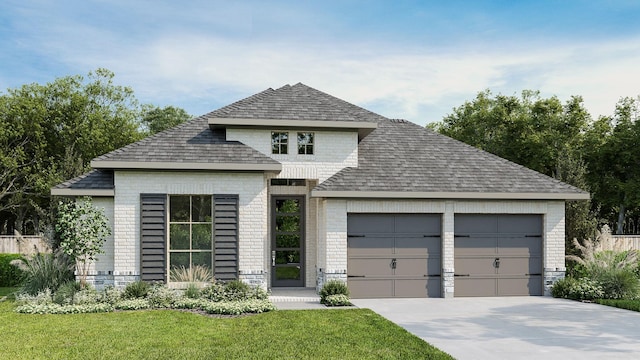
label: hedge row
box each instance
[0,254,24,287]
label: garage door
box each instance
[347,214,441,298]
[454,214,543,297]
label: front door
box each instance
[271,196,305,287]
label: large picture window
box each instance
[168,195,213,281]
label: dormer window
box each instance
[271,132,288,154]
[297,132,314,155]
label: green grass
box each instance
[0,301,452,359]
[596,298,640,312]
[0,287,18,298]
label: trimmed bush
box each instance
[324,294,352,307]
[123,281,150,299]
[320,280,350,304]
[0,254,25,287]
[53,281,82,305]
[551,277,604,300]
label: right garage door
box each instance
[454,214,543,297]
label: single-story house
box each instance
[52,83,589,298]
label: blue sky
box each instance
[1,0,639,125]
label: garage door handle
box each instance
[347,275,366,278]
[454,274,470,277]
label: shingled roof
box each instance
[90,116,280,171]
[312,119,589,199]
[51,170,114,196]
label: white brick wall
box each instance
[112,171,268,277]
[88,198,114,275]
[227,129,358,182]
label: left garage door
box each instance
[347,214,441,298]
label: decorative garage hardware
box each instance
[526,273,542,276]
[347,234,365,238]
[525,235,542,237]
[423,234,441,238]
[424,274,441,277]
[455,234,471,238]
[454,274,471,277]
[348,275,366,278]
[391,258,397,269]
[493,258,501,269]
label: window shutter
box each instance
[214,194,239,280]
[140,194,167,283]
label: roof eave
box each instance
[208,117,377,138]
[51,188,115,197]
[90,160,282,172]
[310,190,590,200]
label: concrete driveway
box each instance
[351,297,640,360]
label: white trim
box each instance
[91,160,282,171]
[310,190,590,200]
[208,117,378,131]
[51,188,115,197]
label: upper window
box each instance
[297,132,314,155]
[168,195,213,282]
[271,132,288,154]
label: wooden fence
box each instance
[0,235,50,254]
[596,235,640,252]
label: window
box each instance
[297,132,314,155]
[271,132,288,154]
[168,195,212,282]
[270,178,306,186]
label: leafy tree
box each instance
[55,198,111,287]
[141,105,191,135]
[0,69,145,234]
[583,97,640,234]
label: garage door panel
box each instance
[348,237,394,256]
[348,279,393,298]
[498,215,542,234]
[348,258,394,277]
[396,237,441,255]
[455,257,496,275]
[347,214,395,234]
[455,278,496,297]
[455,215,498,234]
[393,258,431,276]
[395,279,441,298]
[497,236,542,255]
[498,257,543,275]
[498,276,542,296]
[395,214,441,234]
[455,237,496,256]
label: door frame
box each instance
[271,195,305,287]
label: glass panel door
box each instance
[271,196,304,287]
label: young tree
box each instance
[55,198,111,287]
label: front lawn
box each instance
[0,301,452,359]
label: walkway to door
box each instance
[352,296,640,360]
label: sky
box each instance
[1,0,639,126]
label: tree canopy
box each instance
[432,90,640,236]
[0,69,189,235]
[141,105,192,135]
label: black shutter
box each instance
[214,194,239,280]
[140,194,167,283]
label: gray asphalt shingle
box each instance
[52,169,114,190]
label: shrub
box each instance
[99,286,122,305]
[223,280,251,301]
[323,294,352,306]
[597,268,639,300]
[123,281,150,299]
[53,281,82,305]
[115,298,151,310]
[200,282,225,302]
[169,265,213,283]
[596,299,640,312]
[199,299,276,315]
[320,280,350,304]
[0,254,25,287]
[551,277,604,300]
[147,284,179,307]
[10,250,75,295]
[184,283,201,299]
